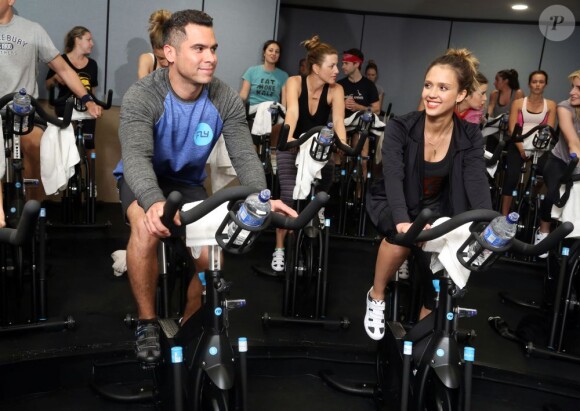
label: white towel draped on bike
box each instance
[40,122,79,195]
[293,134,326,200]
[484,150,498,177]
[551,180,580,239]
[422,217,471,289]
[344,112,385,136]
[249,101,286,136]
[184,200,230,258]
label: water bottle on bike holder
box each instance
[7,101,36,136]
[532,126,552,150]
[459,221,513,272]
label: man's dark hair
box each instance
[343,48,364,61]
[163,9,213,47]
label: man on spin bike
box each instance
[0,0,102,206]
[113,9,295,368]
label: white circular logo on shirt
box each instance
[194,123,213,146]
[538,5,575,41]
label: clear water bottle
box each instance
[12,88,32,133]
[316,122,334,158]
[468,212,519,266]
[228,189,271,245]
[361,107,373,123]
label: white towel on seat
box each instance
[551,180,580,239]
[293,134,326,200]
[207,135,237,193]
[71,108,94,121]
[111,250,127,277]
[184,200,230,248]
[40,122,79,195]
[250,101,286,136]
[484,150,498,177]
[422,217,471,289]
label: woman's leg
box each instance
[501,144,524,215]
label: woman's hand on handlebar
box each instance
[85,100,102,119]
[271,199,298,218]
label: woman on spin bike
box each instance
[364,49,492,341]
[534,69,580,254]
[271,35,348,272]
[500,70,557,216]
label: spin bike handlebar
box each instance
[0,92,73,129]
[485,139,505,167]
[49,87,113,110]
[162,186,329,232]
[392,208,573,257]
[483,113,509,129]
[510,124,556,143]
[277,124,367,157]
[0,200,41,246]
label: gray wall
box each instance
[15,0,280,105]
[278,6,580,115]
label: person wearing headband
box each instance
[338,48,380,117]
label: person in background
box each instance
[0,0,101,204]
[531,70,580,256]
[487,69,525,118]
[46,26,99,155]
[137,9,171,79]
[500,70,557,217]
[365,60,385,114]
[298,57,308,77]
[271,35,348,273]
[239,40,288,107]
[364,48,491,340]
[114,9,295,367]
[455,72,488,125]
[338,48,380,117]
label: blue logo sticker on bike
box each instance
[215,307,222,316]
[209,347,218,356]
[436,349,445,357]
[15,182,21,189]
[194,123,213,146]
[447,312,454,321]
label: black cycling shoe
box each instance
[135,321,161,368]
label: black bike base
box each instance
[0,315,75,335]
[252,264,284,278]
[498,291,544,311]
[262,312,350,330]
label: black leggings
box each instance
[539,153,567,222]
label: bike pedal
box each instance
[158,318,180,339]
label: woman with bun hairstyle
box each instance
[364,49,491,340]
[270,35,348,273]
[137,9,171,79]
[487,69,525,118]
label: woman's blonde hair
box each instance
[426,48,480,94]
[148,9,171,50]
[568,69,580,120]
[301,35,337,75]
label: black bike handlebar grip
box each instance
[162,191,183,228]
[393,209,435,246]
[277,124,290,151]
[0,93,15,109]
[413,209,501,243]
[510,124,523,141]
[270,191,330,230]
[0,200,41,246]
[281,125,324,150]
[90,89,113,109]
[179,186,257,225]
[30,98,73,128]
[511,221,574,255]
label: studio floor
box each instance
[0,201,579,410]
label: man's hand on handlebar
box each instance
[144,201,175,238]
[396,221,431,234]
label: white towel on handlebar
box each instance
[249,101,285,136]
[40,122,79,195]
[293,134,326,200]
[422,217,471,289]
[183,200,230,252]
[551,180,580,239]
[344,112,386,136]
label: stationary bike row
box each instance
[336,108,384,238]
[261,124,367,329]
[48,88,113,226]
[96,186,328,410]
[322,208,572,411]
[481,113,510,210]
[493,155,580,364]
[0,93,75,334]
